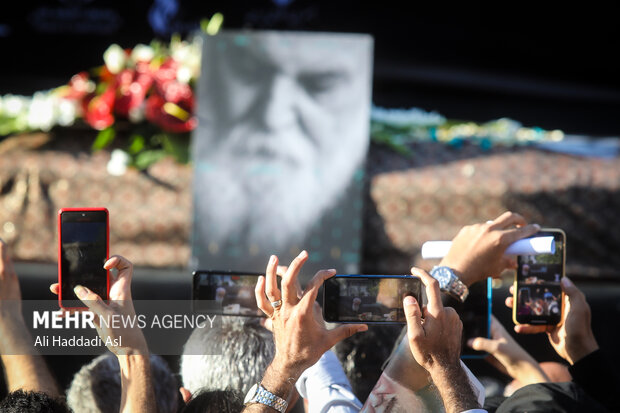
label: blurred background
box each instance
[1,0,619,407]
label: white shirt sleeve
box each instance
[295,350,362,413]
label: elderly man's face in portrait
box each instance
[192,31,373,255]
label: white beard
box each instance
[193,154,359,253]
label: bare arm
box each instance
[242,251,367,413]
[51,255,157,413]
[0,240,60,397]
[117,354,156,413]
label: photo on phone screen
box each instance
[513,229,565,325]
[322,275,422,324]
[58,208,109,309]
[458,278,492,358]
[192,271,266,316]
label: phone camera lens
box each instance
[81,213,86,217]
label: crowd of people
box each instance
[0,211,618,412]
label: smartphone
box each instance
[58,208,110,309]
[322,275,422,324]
[192,270,267,316]
[458,278,492,358]
[513,228,565,325]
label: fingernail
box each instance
[328,268,336,273]
[74,285,88,299]
[269,255,276,264]
[561,277,572,287]
[533,224,541,230]
[467,339,475,347]
[404,295,416,306]
[299,250,308,258]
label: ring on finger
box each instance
[271,299,282,310]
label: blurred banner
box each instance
[191,30,373,281]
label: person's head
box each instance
[352,297,361,310]
[0,390,71,413]
[215,287,226,301]
[193,30,373,250]
[66,353,179,413]
[179,389,244,413]
[180,317,274,397]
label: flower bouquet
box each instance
[0,13,223,174]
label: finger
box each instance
[560,276,581,298]
[514,324,550,334]
[276,265,288,277]
[265,255,281,302]
[299,269,335,312]
[488,211,527,229]
[467,336,498,353]
[499,223,541,245]
[403,295,424,341]
[509,284,515,295]
[282,250,308,305]
[278,264,302,298]
[505,296,514,309]
[49,283,59,296]
[255,276,273,318]
[411,267,443,316]
[326,323,368,348]
[104,255,133,278]
[73,285,109,317]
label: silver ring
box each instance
[271,299,282,309]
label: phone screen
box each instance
[322,275,422,323]
[514,229,565,325]
[192,271,266,316]
[59,209,109,308]
[458,278,492,358]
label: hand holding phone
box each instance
[58,208,110,309]
[513,228,565,326]
[322,275,422,324]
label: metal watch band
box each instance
[430,266,469,302]
[247,384,288,413]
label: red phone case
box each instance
[57,207,110,310]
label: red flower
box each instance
[114,68,152,117]
[145,86,197,133]
[82,86,116,130]
[63,72,91,100]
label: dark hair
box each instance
[0,390,72,413]
[180,389,244,413]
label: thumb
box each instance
[560,276,580,296]
[327,323,368,348]
[468,336,497,353]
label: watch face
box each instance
[433,267,452,287]
[244,383,258,404]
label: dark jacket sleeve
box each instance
[568,349,620,412]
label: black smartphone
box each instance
[457,278,492,358]
[58,208,109,309]
[192,270,266,316]
[513,228,566,326]
[322,275,422,324]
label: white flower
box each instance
[131,43,155,63]
[2,94,27,117]
[27,92,55,131]
[103,44,126,74]
[107,149,131,176]
[56,98,78,127]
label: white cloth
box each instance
[295,350,363,413]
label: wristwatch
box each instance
[430,266,469,302]
[244,383,288,413]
